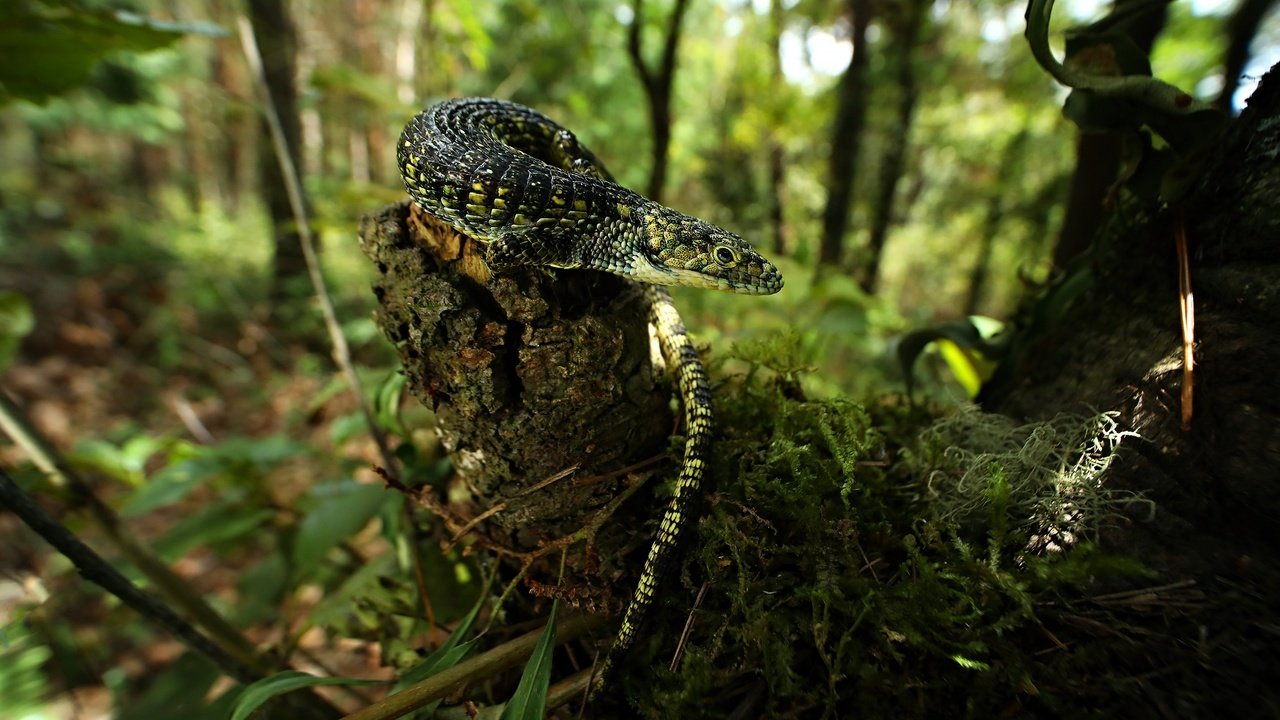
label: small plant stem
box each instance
[0,390,269,674]
[1175,216,1195,431]
[0,468,257,681]
[340,613,606,720]
[235,14,399,477]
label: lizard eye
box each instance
[713,244,739,267]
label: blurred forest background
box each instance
[1,0,1278,718]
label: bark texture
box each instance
[983,64,1280,714]
[358,202,672,545]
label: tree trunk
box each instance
[1216,0,1276,110]
[817,0,872,270]
[358,201,674,605]
[765,0,789,256]
[627,0,692,203]
[860,0,925,292]
[1050,0,1169,271]
[248,0,311,311]
[981,63,1280,715]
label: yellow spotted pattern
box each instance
[396,98,773,698]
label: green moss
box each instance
[627,335,1155,718]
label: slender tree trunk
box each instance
[765,0,789,255]
[353,0,389,184]
[817,0,872,270]
[626,0,692,203]
[1217,0,1276,110]
[395,0,425,106]
[860,0,926,292]
[249,0,311,310]
[1051,0,1169,271]
[963,129,1028,315]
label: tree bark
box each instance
[248,0,311,311]
[627,0,692,203]
[981,63,1280,714]
[358,201,673,582]
[817,0,872,270]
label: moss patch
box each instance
[621,334,1160,718]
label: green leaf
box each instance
[897,320,1004,399]
[229,671,383,720]
[121,435,305,516]
[292,482,393,577]
[392,595,483,694]
[374,370,408,437]
[0,1,224,105]
[951,654,992,671]
[498,600,559,720]
[115,653,220,720]
[0,291,34,371]
[935,339,986,399]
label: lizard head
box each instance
[631,207,784,294]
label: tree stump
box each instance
[357,200,674,567]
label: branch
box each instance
[627,0,654,91]
[658,0,692,82]
[0,467,258,682]
[0,389,270,674]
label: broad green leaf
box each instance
[235,551,290,625]
[935,339,986,399]
[498,601,559,720]
[329,412,369,447]
[0,291,34,371]
[0,1,224,105]
[305,553,396,630]
[122,435,305,516]
[229,671,382,720]
[292,482,393,577]
[897,320,1004,399]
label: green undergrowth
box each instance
[626,333,1155,719]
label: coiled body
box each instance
[397,97,779,695]
[398,98,783,294]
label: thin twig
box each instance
[670,580,709,671]
[444,464,582,549]
[1175,215,1195,431]
[0,468,258,683]
[339,613,605,720]
[0,390,272,676]
[235,16,399,477]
